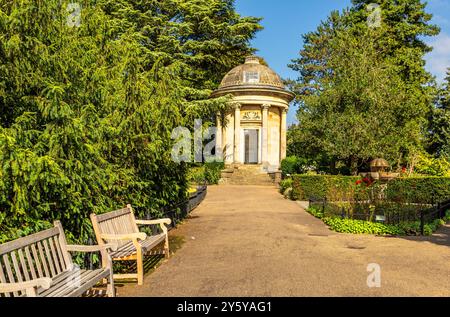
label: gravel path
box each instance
[119,185,450,296]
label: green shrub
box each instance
[385,177,450,204]
[204,162,225,185]
[188,162,224,185]
[279,179,293,194]
[306,207,403,235]
[321,217,405,235]
[281,156,300,176]
[307,207,450,236]
[291,175,360,201]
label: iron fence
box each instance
[309,196,450,235]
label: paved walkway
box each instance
[120,185,450,296]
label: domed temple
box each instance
[211,56,295,171]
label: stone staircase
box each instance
[219,164,276,186]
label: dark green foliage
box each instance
[279,179,293,195]
[188,162,225,185]
[291,175,360,201]
[204,162,225,185]
[0,0,260,244]
[428,69,450,159]
[280,156,300,176]
[385,177,450,204]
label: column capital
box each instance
[261,104,271,110]
[234,103,242,110]
[281,107,288,114]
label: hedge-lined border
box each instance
[291,175,450,204]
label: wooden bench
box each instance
[0,221,116,297]
[90,204,171,285]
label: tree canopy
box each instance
[288,0,441,175]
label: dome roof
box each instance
[218,56,284,89]
[370,158,390,168]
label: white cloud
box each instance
[425,33,450,84]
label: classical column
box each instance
[216,112,223,161]
[234,104,241,164]
[280,108,288,162]
[261,104,270,166]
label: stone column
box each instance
[234,104,241,164]
[216,112,223,161]
[261,104,270,166]
[280,108,288,162]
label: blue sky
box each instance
[235,0,450,124]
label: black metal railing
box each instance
[158,184,208,228]
[308,196,450,235]
[83,185,208,269]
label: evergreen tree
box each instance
[428,70,450,158]
[0,0,260,243]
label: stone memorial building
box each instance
[211,56,295,171]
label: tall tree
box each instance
[288,0,439,174]
[428,69,450,158]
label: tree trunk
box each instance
[350,156,359,176]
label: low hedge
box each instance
[291,175,359,201]
[385,177,450,204]
[291,175,450,204]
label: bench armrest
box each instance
[66,243,118,253]
[100,232,147,242]
[0,278,52,297]
[135,218,172,226]
[66,243,118,270]
[136,218,171,235]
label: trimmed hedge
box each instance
[291,175,359,200]
[291,175,450,204]
[385,177,450,204]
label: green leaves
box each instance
[289,0,440,174]
[0,0,259,246]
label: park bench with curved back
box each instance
[90,204,171,285]
[0,221,116,297]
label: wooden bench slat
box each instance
[24,246,37,280]
[17,249,31,281]
[0,262,10,297]
[52,270,100,297]
[10,252,24,296]
[67,269,110,298]
[3,254,18,296]
[46,269,107,297]
[52,236,67,272]
[36,241,50,278]
[10,251,23,283]
[95,208,131,223]
[30,244,44,278]
[41,269,91,297]
[48,238,61,274]
[42,239,56,277]
[0,227,59,256]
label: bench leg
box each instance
[106,271,116,297]
[164,237,170,259]
[137,249,144,286]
